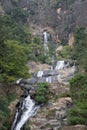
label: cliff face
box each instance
[0,0,87,42]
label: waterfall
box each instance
[11,110,19,130]
[12,59,75,130]
[37,70,43,77]
[43,31,49,54]
[16,78,23,84]
[11,95,40,130]
[55,60,65,70]
[43,31,48,44]
[46,76,52,83]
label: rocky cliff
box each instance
[0,1,87,130]
[0,0,87,43]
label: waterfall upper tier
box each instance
[43,31,49,55]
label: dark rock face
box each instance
[1,0,87,42]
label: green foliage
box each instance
[0,40,29,82]
[11,7,28,22]
[27,43,50,64]
[69,74,87,102]
[0,94,16,130]
[71,27,87,72]
[0,74,4,82]
[6,0,28,23]
[68,74,87,125]
[58,45,73,59]
[0,15,51,83]
[0,15,30,44]
[25,123,30,130]
[33,37,41,45]
[48,42,56,59]
[67,27,87,126]
[35,83,49,104]
[68,105,87,125]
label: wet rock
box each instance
[37,77,46,83]
[19,77,37,85]
[42,70,58,77]
[21,90,29,98]
[20,84,33,90]
[26,77,38,85]
[37,76,59,83]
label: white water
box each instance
[55,60,65,70]
[43,31,48,44]
[11,110,19,130]
[37,70,43,77]
[43,31,49,54]
[12,95,39,130]
[16,78,22,84]
[46,76,52,83]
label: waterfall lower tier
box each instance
[11,95,40,130]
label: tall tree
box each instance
[72,27,87,72]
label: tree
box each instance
[68,74,87,125]
[0,40,29,82]
[72,27,87,72]
[35,83,49,104]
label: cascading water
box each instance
[43,31,48,44]
[55,60,65,70]
[37,70,43,77]
[11,60,75,130]
[46,76,52,83]
[11,95,40,130]
[43,31,49,55]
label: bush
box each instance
[0,94,16,130]
[68,107,87,125]
[35,83,49,104]
[68,74,87,125]
[58,45,73,59]
[69,74,87,102]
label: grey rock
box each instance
[42,70,58,77]
[27,77,38,85]
[20,84,34,90]
[37,77,46,83]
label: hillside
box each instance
[0,0,87,43]
[0,0,87,130]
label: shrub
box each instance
[35,83,49,104]
[68,107,87,125]
[0,94,16,130]
[68,74,87,125]
[69,74,87,102]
